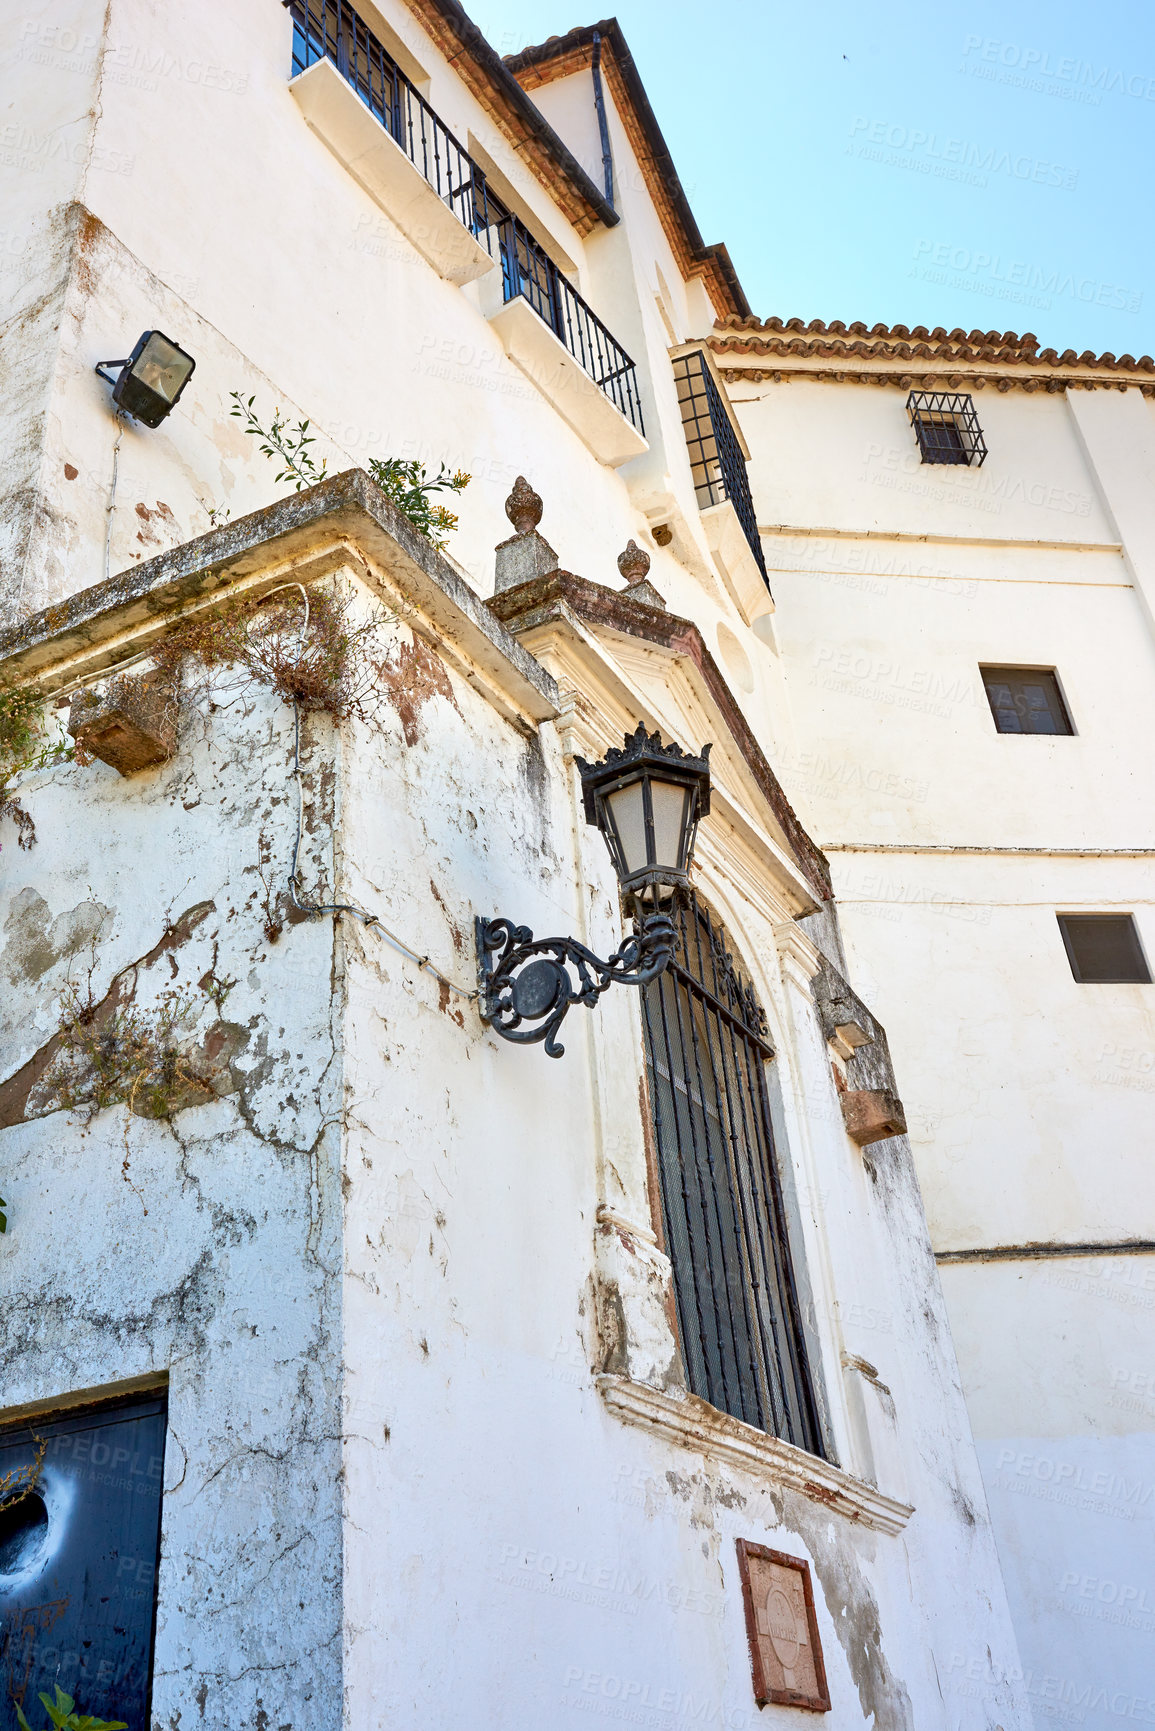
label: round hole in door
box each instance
[0,1491,49,1580]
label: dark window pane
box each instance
[981,667,1073,735]
[0,1395,166,1726]
[640,893,822,1453]
[1058,915,1151,983]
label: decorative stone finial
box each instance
[617,540,650,583]
[505,476,542,536]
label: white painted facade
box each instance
[714,342,1155,1726]
[0,1,1123,1727]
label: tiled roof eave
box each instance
[711,318,1155,379]
[714,358,1155,396]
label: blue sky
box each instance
[465,0,1154,356]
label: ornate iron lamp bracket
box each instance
[476,912,676,1059]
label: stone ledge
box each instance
[0,470,559,733]
[597,1374,914,1536]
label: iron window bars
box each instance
[906,391,988,467]
[672,351,769,584]
[641,891,823,1453]
[285,0,644,434]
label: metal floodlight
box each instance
[476,726,712,1059]
[96,331,196,427]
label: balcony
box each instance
[285,0,645,457]
[671,348,771,622]
[487,215,647,465]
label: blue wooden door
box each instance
[0,1395,167,1729]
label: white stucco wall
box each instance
[0,0,1050,1722]
[0,681,346,1728]
[730,368,1155,1730]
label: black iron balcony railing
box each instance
[498,214,645,431]
[286,0,644,435]
[672,350,768,584]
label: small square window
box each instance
[980,667,1073,735]
[907,391,987,467]
[1058,914,1151,983]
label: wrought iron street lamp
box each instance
[477,725,711,1058]
[96,331,196,427]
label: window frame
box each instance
[980,664,1076,736]
[906,390,988,467]
[1057,913,1152,984]
[639,890,825,1456]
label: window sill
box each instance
[597,1374,914,1536]
[487,295,648,468]
[290,58,496,286]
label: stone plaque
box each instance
[735,1541,830,1712]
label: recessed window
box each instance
[981,666,1073,735]
[907,390,987,467]
[1058,915,1151,983]
[641,891,823,1453]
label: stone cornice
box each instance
[597,1375,914,1535]
[0,470,558,732]
[487,571,832,901]
[399,0,616,237]
[712,318,1155,395]
[504,21,749,321]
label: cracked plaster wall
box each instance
[0,569,1036,1729]
[326,595,1031,1730]
[0,676,346,1730]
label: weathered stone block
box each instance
[840,1087,907,1147]
[69,666,179,776]
[493,528,559,592]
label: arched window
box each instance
[642,891,823,1454]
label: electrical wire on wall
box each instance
[103,412,125,585]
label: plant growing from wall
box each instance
[229,392,470,550]
[0,1435,46,1511]
[46,984,208,1123]
[0,687,73,851]
[151,582,386,722]
[15,1687,126,1731]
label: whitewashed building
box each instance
[708,323,1155,1728]
[0,2,1135,1728]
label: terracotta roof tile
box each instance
[711,316,1155,392]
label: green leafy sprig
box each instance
[228,394,470,550]
[15,1686,127,1731]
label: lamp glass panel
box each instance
[604,781,648,877]
[649,779,691,873]
[134,333,194,403]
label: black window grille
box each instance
[1058,914,1151,983]
[980,666,1073,735]
[284,0,644,433]
[907,391,987,466]
[641,891,823,1453]
[0,1392,167,1726]
[672,352,768,584]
